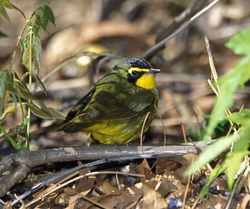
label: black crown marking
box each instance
[125,57,152,69]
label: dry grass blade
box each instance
[182,162,192,209]
[205,36,220,92]
[140,111,151,154]
[205,36,236,134]
[181,123,187,144]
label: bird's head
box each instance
[114,57,160,89]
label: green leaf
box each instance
[200,185,209,202]
[40,10,49,30]
[0,125,29,152]
[33,4,56,35]
[45,107,65,120]
[196,128,250,201]
[21,25,33,69]
[33,35,42,72]
[24,101,65,120]
[202,57,250,141]
[233,55,250,88]
[185,134,238,175]
[22,46,31,69]
[22,72,47,95]
[200,160,228,200]
[225,28,250,56]
[34,74,47,95]
[2,69,64,120]
[0,71,8,113]
[1,0,25,18]
[203,29,250,142]
[22,31,42,71]
[226,128,250,190]
[0,2,11,25]
[227,109,250,127]
[25,102,52,119]
[0,29,7,38]
[18,36,25,52]
[41,4,55,26]
[36,4,55,33]
[4,71,38,101]
[15,80,38,101]
[0,105,16,124]
[33,13,41,36]
[35,100,65,120]
[0,70,17,116]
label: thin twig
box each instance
[181,173,191,209]
[205,37,220,90]
[140,111,151,153]
[41,52,98,84]
[181,123,187,144]
[154,105,166,146]
[142,0,220,59]
[191,192,201,209]
[76,193,110,209]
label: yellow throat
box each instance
[135,73,156,89]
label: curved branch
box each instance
[0,144,200,197]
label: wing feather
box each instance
[57,72,156,133]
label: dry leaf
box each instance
[143,182,169,209]
[136,159,154,181]
[156,157,179,174]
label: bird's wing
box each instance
[64,89,95,121]
[57,88,141,132]
[64,73,155,123]
[76,90,141,121]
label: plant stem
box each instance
[0,125,28,152]
[24,26,34,151]
[10,14,34,69]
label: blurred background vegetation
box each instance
[1,1,250,208]
[0,0,249,149]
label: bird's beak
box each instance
[148,68,161,74]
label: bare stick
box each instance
[0,144,200,197]
[140,111,151,153]
[142,0,220,59]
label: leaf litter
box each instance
[2,152,247,209]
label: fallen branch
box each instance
[0,144,202,197]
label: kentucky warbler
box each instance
[57,57,160,144]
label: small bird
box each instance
[57,57,160,144]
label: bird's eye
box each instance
[131,70,138,76]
